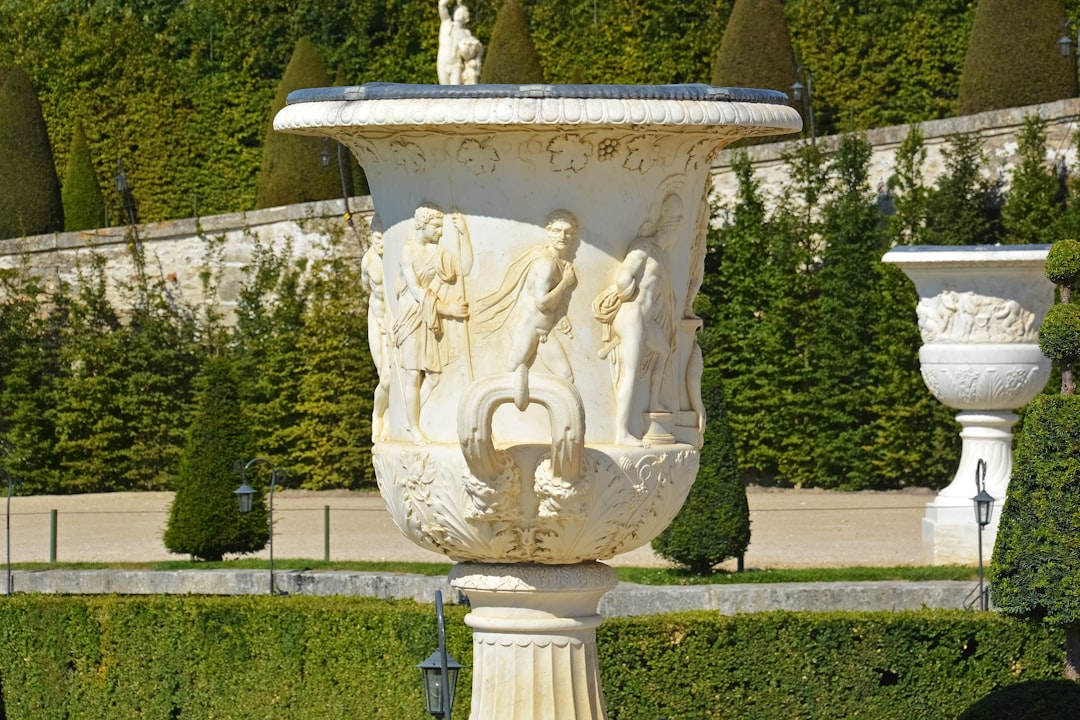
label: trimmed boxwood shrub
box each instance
[0,66,63,239]
[479,0,544,84]
[0,597,1065,720]
[957,0,1076,115]
[61,124,105,232]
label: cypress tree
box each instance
[0,66,62,239]
[163,353,267,561]
[958,0,1075,115]
[804,134,886,489]
[255,37,341,209]
[652,369,750,573]
[292,249,377,489]
[1001,115,1063,245]
[61,125,106,232]
[991,238,1080,678]
[924,133,1004,246]
[479,0,544,84]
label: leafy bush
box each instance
[1045,238,1080,290]
[1039,303,1080,366]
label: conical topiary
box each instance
[479,0,544,84]
[958,0,1076,115]
[991,238,1080,679]
[0,66,62,239]
[61,125,106,232]
[255,37,342,209]
[163,353,268,561]
[652,369,750,574]
[711,0,801,143]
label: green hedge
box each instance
[0,596,1067,719]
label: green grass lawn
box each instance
[8,559,978,585]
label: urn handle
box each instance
[458,369,585,484]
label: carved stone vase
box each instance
[276,84,800,719]
[882,245,1054,565]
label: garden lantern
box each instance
[233,480,256,513]
[233,457,285,595]
[418,589,463,719]
[972,458,995,611]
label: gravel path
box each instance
[1,486,938,569]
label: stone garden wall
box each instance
[3,97,1076,308]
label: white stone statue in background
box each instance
[593,193,683,445]
[361,214,391,441]
[438,0,483,85]
[474,210,579,382]
[392,202,473,444]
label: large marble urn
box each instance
[882,245,1054,565]
[276,83,800,719]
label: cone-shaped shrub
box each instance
[255,37,342,209]
[479,0,544,84]
[711,0,800,143]
[958,0,1076,115]
[0,66,62,239]
[652,369,750,573]
[61,125,105,232]
[164,354,267,561]
[991,238,1080,679]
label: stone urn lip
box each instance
[275,82,803,135]
[286,81,793,106]
[882,244,1050,270]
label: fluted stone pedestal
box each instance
[451,562,617,720]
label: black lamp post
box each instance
[4,470,15,597]
[972,458,995,611]
[790,65,816,145]
[115,159,138,227]
[234,457,286,596]
[417,589,463,719]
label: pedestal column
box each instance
[451,562,618,720]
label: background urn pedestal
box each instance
[883,246,1054,565]
[450,562,618,720]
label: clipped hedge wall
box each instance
[0,596,1067,720]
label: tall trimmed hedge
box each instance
[0,66,62,239]
[958,0,1076,115]
[0,597,1066,719]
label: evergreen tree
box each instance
[0,267,62,494]
[958,0,1075,115]
[771,142,827,486]
[61,125,106,232]
[1001,115,1063,245]
[164,353,266,561]
[991,239,1080,678]
[700,153,789,482]
[0,66,62,239]
[479,0,544,84]
[652,369,750,573]
[803,134,886,489]
[115,241,202,490]
[924,133,1004,246]
[233,238,306,481]
[255,37,341,209]
[292,244,377,489]
[870,126,960,488]
[50,254,128,492]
